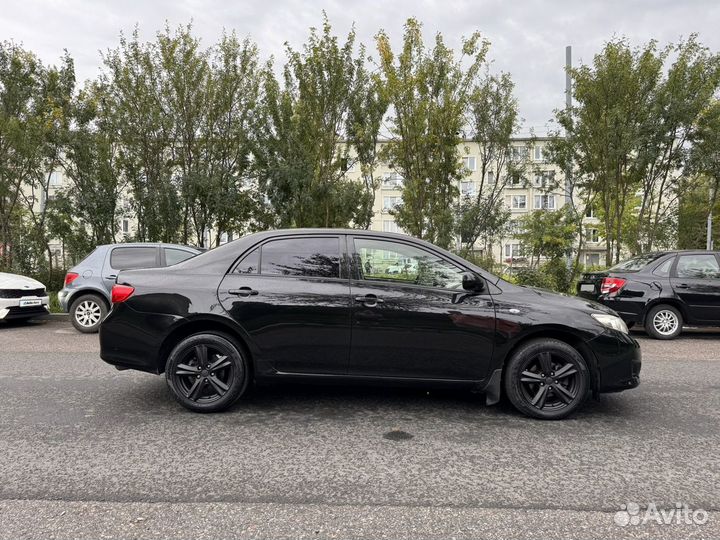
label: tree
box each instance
[0,42,75,279]
[254,15,377,228]
[101,28,181,243]
[517,208,576,267]
[455,72,522,254]
[376,19,490,248]
[686,99,720,249]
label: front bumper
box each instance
[0,296,50,320]
[587,329,641,393]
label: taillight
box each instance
[600,277,627,296]
[111,284,135,304]
[64,272,79,286]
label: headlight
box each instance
[591,313,629,334]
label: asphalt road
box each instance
[0,317,718,539]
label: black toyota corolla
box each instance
[99,229,641,420]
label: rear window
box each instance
[260,237,340,278]
[110,247,158,270]
[609,253,665,273]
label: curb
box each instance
[47,312,70,321]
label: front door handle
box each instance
[675,283,689,289]
[354,294,384,307]
[229,287,258,297]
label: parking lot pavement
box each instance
[0,317,718,539]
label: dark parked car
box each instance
[100,229,640,420]
[59,243,200,333]
[577,250,720,340]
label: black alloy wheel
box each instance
[165,333,248,413]
[504,338,589,420]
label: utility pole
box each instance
[708,184,716,250]
[565,45,574,267]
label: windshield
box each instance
[608,253,665,272]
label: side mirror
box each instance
[462,272,485,292]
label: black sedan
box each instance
[100,229,640,420]
[577,250,720,340]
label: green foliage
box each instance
[254,15,381,228]
[517,208,576,267]
[376,19,490,248]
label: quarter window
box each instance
[235,248,259,274]
[354,238,464,290]
[165,248,195,266]
[110,247,157,270]
[261,238,340,278]
[675,254,720,279]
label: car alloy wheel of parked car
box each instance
[646,304,683,340]
[165,333,249,413]
[70,294,108,333]
[504,338,589,420]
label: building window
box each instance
[382,220,402,234]
[585,253,601,267]
[487,170,495,184]
[511,146,526,161]
[504,243,522,257]
[511,195,527,209]
[49,171,63,187]
[585,206,595,218]
[586,228,599,243]
[460,181,475,197]
[508,220,524,235]
[383,196,402,212]
[382,172,404,189]
[220,232,229,245]
[534,145,544,161]
[508,172,524,186]
[534,194,556,210]
[122,219,129,234]
[462,156,477,172]
[534,170,555,187]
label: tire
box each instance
[165,333,249,413]
[70,294,108,333]
[645,304,682,340]
[504,338,590,420]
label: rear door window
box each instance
[675,254,720,279]
[260,237,340,278]
[110,247,158,270]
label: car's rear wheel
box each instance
[165,333,249,413]
[504,338,590,420]
[645,304,682,340]
[70,294,107,333]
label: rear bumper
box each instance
[587,330,641,393]
[99,303,180,373]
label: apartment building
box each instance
[348,137,604,268]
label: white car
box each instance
[0,272,50,322]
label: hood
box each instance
[0,272,46,290]
[522,285,618,315]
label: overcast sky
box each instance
[2,0,718,135]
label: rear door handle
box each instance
[104,274,117,281]
[675,283,689,289]
[229,287,258,297]
[354,294,384,306]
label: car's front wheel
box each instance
[504,338,590,420]
[645,304,682,340]
[165,333,249,413]
[70,294,107,333]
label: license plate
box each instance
[580,283,595,292]
[19,299,42,307]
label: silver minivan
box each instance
[59,243,200,333]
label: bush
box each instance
[514,259,575,293]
